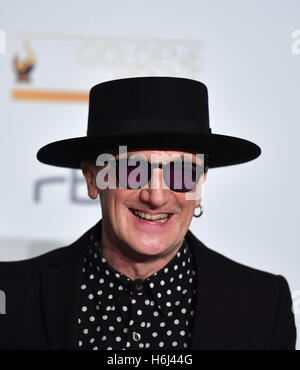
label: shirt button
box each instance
[133,332,141,341]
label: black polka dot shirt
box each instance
[77,233,196,350]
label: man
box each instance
[0,77,296,349]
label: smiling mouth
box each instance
[129,208,173,223]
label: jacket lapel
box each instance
[187,230,223,350]
[40,236,87,349]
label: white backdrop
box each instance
[0,0,299,348]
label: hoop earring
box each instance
[194,204,204,218]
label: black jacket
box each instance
[0,220,296,350]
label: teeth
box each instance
[132,209,170,222]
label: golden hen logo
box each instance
[13,41,35,82]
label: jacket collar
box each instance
[40,220,218,349]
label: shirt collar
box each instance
[85,234,195,316]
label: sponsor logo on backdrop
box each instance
[13,40,35,82]
[12,32,202,102]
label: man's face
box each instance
[82,150,207,259]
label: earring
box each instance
[194,204,204,218]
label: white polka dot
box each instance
[118,285,123,291]
[152,332,158,337]
[102,336,107,341]
[166,302,171,307]
[174,319,179,325]
[109,326,114,331]
[81,284,86,290]
[137,309,142,315]
[99,278,104,284]
[181,308,187,314]
[79,341,82,346]
[139,343,144,348]
[105,270,110,275]
[90,338,95,343]
[168,311,173,317]
[157,292,162,298]
[167,289,171,295]
[89,274,94,279]
[93,346,98,350]
[174,265,178,270]
[116,336,121,342]
[107,347,112,350]
[160,280,165,286]
[153,311,159,317]
[146,322,151,328]
[83,328,88,334]
[88,294,94,300]
[164,268,169,273]
[102,315,108,320]
[180,330,185,336]
[131,299,136,304]
[149,282,154,288]
[96,326,101,332]
[89,316,95,322]
[97,290,103,295]
[145,299,150,305]
[109,282,114,288]
[170,277,174,282]
[172,341,178,347]
[159,342,164,348]
[122,306,128,312]
[116,316,122,322]
[108,294,113,299]
[82,306,87,312]
[167,330,172,336]
[141,322,146,327]
[145,343,150,348]
[176,286,181,291]
[160,322,166,327]
[175,300,180,306]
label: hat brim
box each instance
[36,132,261,169]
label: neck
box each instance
[99,226,183,281]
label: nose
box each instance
[139,168,170,208]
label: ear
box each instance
[81,161,99,199]
[195,168,208,207]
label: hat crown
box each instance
[87,77,211,137]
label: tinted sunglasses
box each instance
[110,158,205,192]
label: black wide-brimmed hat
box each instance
[37,76,261,169]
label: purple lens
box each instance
[166,162,199,191]
[117,159,149,189]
